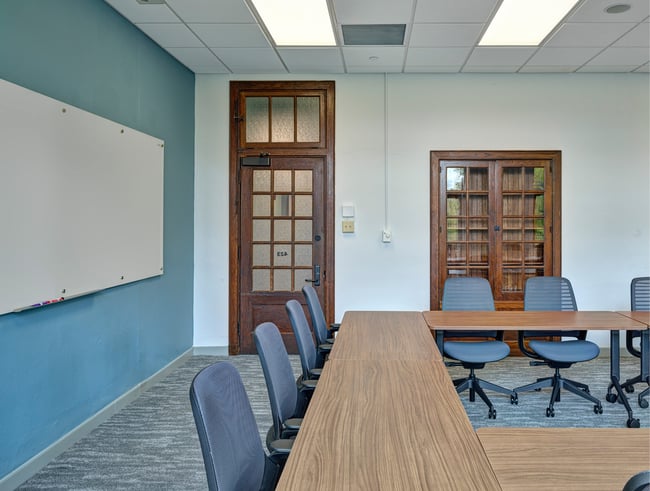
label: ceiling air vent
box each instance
[342,24,406,46]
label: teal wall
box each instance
[0,0,195,478]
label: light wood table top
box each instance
[276,359,500,491]
[477,427,650,491]
[329,311,442,361]
[423,310,648,332]
[618,310,650,327]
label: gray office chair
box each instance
[623,470,650,491]
[302,285,335,363]
[286,299,323,385]
[254,322,308,453]
[514,276,603,417]
[189,361,284,491]
[441,277,517,419]
[620,276,649,408]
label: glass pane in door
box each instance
[250,169,314,292]
[272,97,294,142]
[246,97,269,143]
[297,97,320,142]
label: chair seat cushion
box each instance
[529,339,600,363]
[444,340,510,364]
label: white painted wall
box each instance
[194,73,650,348]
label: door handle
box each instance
[305,264,320,287]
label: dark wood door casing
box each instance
[229,81,335,355]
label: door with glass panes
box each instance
[431,151,561,320]
[230,81,335,354]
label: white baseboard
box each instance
[1,348,193,491]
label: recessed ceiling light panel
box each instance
[250,0,336,46]
[480,0,580,46]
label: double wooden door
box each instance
[430,151,562,354]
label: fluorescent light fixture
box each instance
[480,0,580,46]
[250,0,336,46]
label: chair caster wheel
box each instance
[627,418,640,428]
[594,404,603,414]
[605,393,617,403]
[639,397,649,409]
[545,407,555,418]
[510,393,518,405]
[625,385,635,393]
[488,408,496,419]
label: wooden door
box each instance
[230,81,335,354]
[239,158,326,353]
[431,151,562,353]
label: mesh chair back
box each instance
[190,361,273,491]
[254,322,300,440]
[523,276,582,339]
[302,285,329,345]
[632,277,650,311]
[627,276,650,357]
[442,277,499,338]
[286,299,318,381]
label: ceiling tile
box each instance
[405,47,471,67]
[414,0,499,23]
[614,22,650,47]
[585,46,650,66]
[211,47,287,73]
[410,23,483,47]
[136,23,204,48]
[165,0,257,23]
[333,0,414,24]
[577,64,642,72]
[342,46,406,66]
[191,23,270,48]
[527,47,602,66]
[546,22,638,47]
[462,65,524,73]
[519,65,579,73]
[165,47,230,73]
[569,0,649,22]
[105,0,180,23]
[464,47,537,68]
[277,48,345,73]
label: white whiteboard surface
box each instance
[0,79,164,314]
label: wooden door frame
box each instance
[430,150,562,311]
[228,81,335,355]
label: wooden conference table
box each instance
[276,311,501,490]
[276,311,649,490]
[477,427,650,491]
[423,310,650,428]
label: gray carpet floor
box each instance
[15,354,650,490]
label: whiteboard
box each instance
[0,79,164,314]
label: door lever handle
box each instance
[305,264,320,287]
